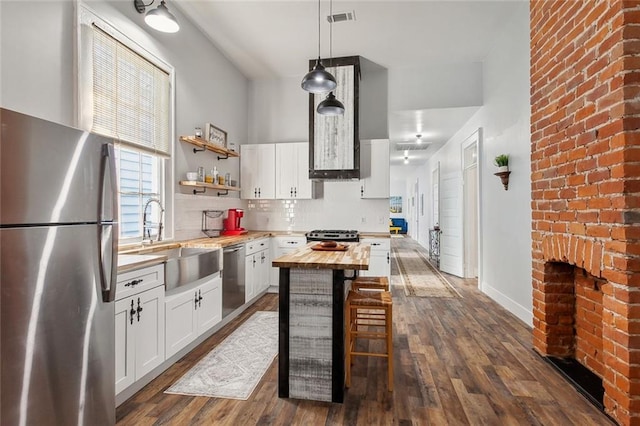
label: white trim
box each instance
[481,281,532,327]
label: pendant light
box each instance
[134,0,180,34]
[317,0,345,116]
[301,0,337,93]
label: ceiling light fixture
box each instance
[404,156,409,165]
[317,0,344,115]
[301,0,337,93]
[134,0,180,33]
[416,134,422,144]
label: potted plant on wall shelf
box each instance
[494,154,511,190]
[494,154,509,172]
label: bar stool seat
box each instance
[345,285,393,391]
[352,276,390,292]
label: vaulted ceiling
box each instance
[173,0,526,164]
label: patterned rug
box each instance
[392,239,461,298]
[165,311,278,400]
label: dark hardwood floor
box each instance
[116,237,612,425]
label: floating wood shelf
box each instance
[179,136,239,160]
[179,180,241,196]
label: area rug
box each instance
[392,246,461,298]
[165,311,278,400]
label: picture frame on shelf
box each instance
[205,123,227,148]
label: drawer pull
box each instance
[124,279,143,287]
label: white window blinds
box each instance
[91,25,170,155]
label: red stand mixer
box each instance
[222,208,247,236]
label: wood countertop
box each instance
[117,254,167,273]
[272,242,370,270]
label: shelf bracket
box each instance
[217,153,229,160]
[193,188,206,195]
[193,146,206,153]
[217,190,229,196]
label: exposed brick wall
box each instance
[531,1,640,424]
[575,269,605,377]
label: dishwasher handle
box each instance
[223,246,244,254]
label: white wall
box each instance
[390,165,412,220]
[396,3,532,325]
[0,0,249,241]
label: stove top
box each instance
[306,229,359,242]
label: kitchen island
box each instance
[272,242,370,403]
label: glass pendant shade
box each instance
[144,0,180,33]
[301,58,337,93]
[317,91,344,116]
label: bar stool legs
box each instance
[345,278,393,392]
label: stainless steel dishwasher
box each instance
[222,244,246,318]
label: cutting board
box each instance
[310,243,349,251]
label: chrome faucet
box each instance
[142,198,165,243]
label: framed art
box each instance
[205,123,227,148]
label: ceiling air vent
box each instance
[327,11,356,23]
[396,143,430,151]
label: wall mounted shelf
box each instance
[494,171,511,190]
[179,180,241,196]
[179,136,239,160]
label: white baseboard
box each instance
[481,281,532,327]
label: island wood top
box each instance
[272,242,370,270]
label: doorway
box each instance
[462,131,479,279]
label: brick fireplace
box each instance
[531,1,640,424]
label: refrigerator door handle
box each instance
[99,143,119,302]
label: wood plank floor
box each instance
[116,237,613,425]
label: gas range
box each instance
[306,229,360,242]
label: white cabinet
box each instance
[360,238,391,280]
[360,139,390,199]
[165,275,222,359]
[270,236,306,290]
[241,144,276,199]
[115,265,165,395]
[275,142,316,199]
[245,238,270,301]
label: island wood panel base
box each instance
[278,267,346,403]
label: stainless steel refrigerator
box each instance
[1,108,118,425]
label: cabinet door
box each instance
[257,144,276,199]
[360,238,391,280]
[115,298,135,394]
[245,254,256,302]
[294,142,313,199]
[165,289,198,359]
[241,145,258,199]
[275,143,297,199]
[196,276,222,334]
[135,286,165,379]
[258,249,271,293]
[360,139,390,199]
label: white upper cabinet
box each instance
[275,142,315,199]
[241,144,276,199]
[360,139,390,199]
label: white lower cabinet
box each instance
[245,238,270,302]
[360,238,391,280]
[165,275,222,359]
[270,236,306,290]
[115,265,165,395]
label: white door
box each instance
[115,298,135,394]
[439,172,463,277]
[135,286,165,379]
[165,289,198,359]
[196,277,222,334]
[464,165,479,278]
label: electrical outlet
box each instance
[361,217,366,223]
[378,216,385,225]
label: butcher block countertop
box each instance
[117,254,168,273]
[272,242,370,270]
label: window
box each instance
[78,5,174,243]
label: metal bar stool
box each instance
[345,281,393,391]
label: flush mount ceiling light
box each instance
[317,0,345,115]
[301,0,337,93]
[134,0,180,33]
[404,156,409,165]
[416,134,422,144]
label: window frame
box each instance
[76,3,175,244]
